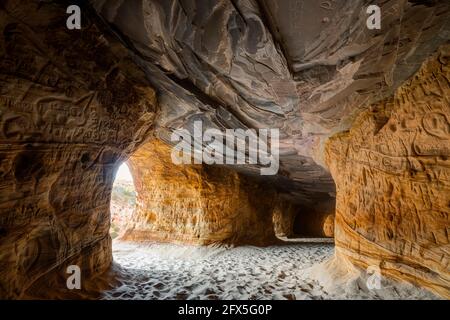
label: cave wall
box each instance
[124,139,280,246]
[272,200,297,238]
[0,1,157,298]
[325,45,450,298]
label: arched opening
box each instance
[110,163,136,240]
[101,140,339,300]
[272,197,336,242]
[291,205,335,239]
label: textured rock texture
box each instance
[92,0,450,209]
[325,46,450,298]
[272,200,297,238]
[0,1,157,298]
[123,140,280,246]
[0,0,449,299]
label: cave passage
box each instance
[105,146,344,299]
[0,0,448,300]
[291,209,335,239]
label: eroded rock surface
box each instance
[325,46,450,298]
[0,0,449,299]
[92,0,450,209]
[124,140,280,246]
[0,1,157,298]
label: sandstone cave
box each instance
[0,0,449,300]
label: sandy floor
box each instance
[101,241,439,300]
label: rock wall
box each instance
[93,0,450,196]
[123,140,280,246]
[272,200,297,238]
[0,1,157,298]
[325,45,450,298]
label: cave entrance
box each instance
[110,162,136,240]
[290,205,335,240]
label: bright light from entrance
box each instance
[116,163,133,182]
[111,162,136,239]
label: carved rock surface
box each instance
[0,1,157,298]
[325,46,450,298]
[123,140,280,246]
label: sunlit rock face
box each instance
[325,46,450,298]
[0,1,157,298]
[124,140,281,246]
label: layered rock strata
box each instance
[92,0,450,207]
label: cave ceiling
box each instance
[91,0,450,204]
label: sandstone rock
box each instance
[92,0,450,209]
[0,0,449,299]
[325,45,450,298]
[123,139,280,246]
[272,200,297,238]
[0,0,157,298]
[322,214,335,238]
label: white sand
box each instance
[101,241,439,300]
